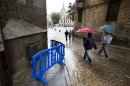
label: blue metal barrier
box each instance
[31,40,65,84]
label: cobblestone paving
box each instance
[12,28,130,86]
[48,28,130,86]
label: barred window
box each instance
[77,0,84,3]
[106,0,121,20]
[78,9,83,22]
[77,0,84,22]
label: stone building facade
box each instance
[0,0,47,85]
[0,0,47,29]
[74,0,130,47]
[3,19,47,74]
[58,4,74,27]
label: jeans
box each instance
[65,35,68,41]
[83,49,92,63]
[99,43,108,58]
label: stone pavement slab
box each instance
[44,64,70,86]
[12,66,43,86]
[12,63,71,86]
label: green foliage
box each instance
[51,12,60,26]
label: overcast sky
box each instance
[47,0,75,14]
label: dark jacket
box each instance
[65,31,68,36]
[83,37,97,50]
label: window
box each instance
[77,0,84,3]
[77,0,84,22]
[106,0,121,20]
[78,9,83,22]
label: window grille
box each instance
[106,0,121,20]
[78,9,83,22]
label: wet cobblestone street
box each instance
[48,27,130,86]
[12,27,130,86]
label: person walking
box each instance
[71,30,74,40]
[68,30,72,40]
[98,32,113,59]
[83,33,97,64]
[65,30,69,41]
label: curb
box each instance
[64,59,72,86]
[96,42,130,51]
[109,45,130,51]
[76,37,130,51]
[64,66,71,86]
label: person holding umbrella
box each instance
[83,33,97,64]
[65,30,69,41]
[77,28,97,64]
[98,32,113,59]
[98,25,117,59]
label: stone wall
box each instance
[0,0,47,74]
[0,0,10,29]
[117,0,130,38]
[0,0,47,29]
[4,33,47,74]
[17,0,47,28]
[0,0,47,84]
[74,0,130,47]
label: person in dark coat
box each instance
[68,30,72,40]
[65,30,69,41]
[71,30,75,40]
[83,33,97,64]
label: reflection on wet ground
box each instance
[48,28,130,86]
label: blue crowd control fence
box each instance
[30,40,65,84]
